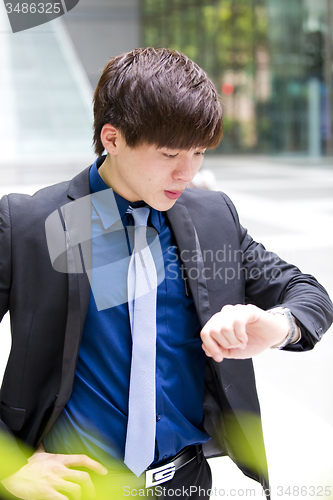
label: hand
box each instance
[0,446,108,500]
[200,304,290,362]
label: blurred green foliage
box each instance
[142,0,268,80]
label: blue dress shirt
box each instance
[43,157,209,469]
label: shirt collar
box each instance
[89,156,162,233]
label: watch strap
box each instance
[268,307,297,349]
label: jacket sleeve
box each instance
[222,193,333,352]
[0,196,29,481]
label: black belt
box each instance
[145,445,203,488]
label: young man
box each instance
[0,47,332,500]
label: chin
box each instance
[148,201,175,212]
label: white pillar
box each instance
[308,77,321,157]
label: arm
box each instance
[240,228,332,351]
[201,195,333,361]
[0,196,108,499]
[0,196,30,480]
[201,303,300,361]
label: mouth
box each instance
[164,190,183,200]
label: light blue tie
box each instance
[124,207,157,477]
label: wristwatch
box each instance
[268,307,298,349]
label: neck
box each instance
[98,154,114,189]
[98,153,142,203]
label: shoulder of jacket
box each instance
[4,167,90,219]
[5,180,70,219]
[178,188,238,218]
[179,188,225,204]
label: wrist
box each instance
[268,307,301,349]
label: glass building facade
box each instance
[141,0,333,156]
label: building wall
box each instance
[63,0,141,89]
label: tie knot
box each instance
[129,206,150,227]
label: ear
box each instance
[100,124,122,155]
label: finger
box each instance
[64,470,96,499]
[61,455,108,475]
[201,325,224,362]
[201,312,248,361]
[203,315,241,351]
[213,324,243,348]
[54,479,82,500]
[218,345,250,359]
[230,318,248,348]
[200,310,243,359]
[41,485,71,500]
[219,305,249,346]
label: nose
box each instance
[173,156,197,183]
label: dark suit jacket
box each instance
[0,166,332,491]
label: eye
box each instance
[163,153,178,158]
[194,151,206,156]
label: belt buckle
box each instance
[145,461,176,488]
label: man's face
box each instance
[104,134,206,211]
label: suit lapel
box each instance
[167,203,212,326]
